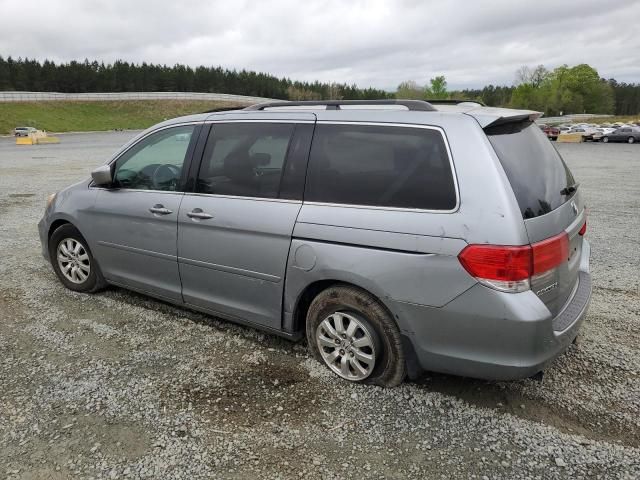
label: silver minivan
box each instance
[39,100,591,387]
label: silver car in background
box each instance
[39,100,591,387]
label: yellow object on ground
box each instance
[557,133,583,143]
[14,130,60,145]
[35,136,60,144]
[15,136,34,145]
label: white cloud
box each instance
[0,0,638,90]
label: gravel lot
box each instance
[0,132,638,479]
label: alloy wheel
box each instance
[57,238,91,284]
[316,312,376,381]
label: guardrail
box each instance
[537,114,614,124]
[0,91,272,103]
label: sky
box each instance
[0,0,638,91]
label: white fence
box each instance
[537,113,614,124]
[0,91,271,103]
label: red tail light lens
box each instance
[578,220,586,236]
[458,245,531,282]
[532,232,569,275]
[458,232,570,293]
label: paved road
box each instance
[0,133,638,479]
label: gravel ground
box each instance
[0,132,638,479]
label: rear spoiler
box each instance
[463,107,542,129]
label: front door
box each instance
[91,124,198,301]
[177,120,313,329]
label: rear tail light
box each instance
[458,232,570,293]
[578,221,586,236]
[578,209,587,235]
[531,233,570,275]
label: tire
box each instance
[602,136,609,143]
[306,285,406,387]
[49,224,106,293]
[628,137,635,144]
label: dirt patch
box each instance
[416,368,640,448]
[166,361,321,430]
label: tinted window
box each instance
[197,123,294,198]
[305,124,456,210]
[486,121,575,219]
[113,125,195,191]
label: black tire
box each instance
[628,137,635,144]
[306,285,406,387]
[49,224,106,293]
[602,136,609,143]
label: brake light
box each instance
[578,208,587,235]
[458,232,570,293]
[578,221,586,236]
[532,233,570,275]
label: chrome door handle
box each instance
[187,208,213,220]
[149,204,173,215]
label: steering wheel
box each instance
[152,164,181,190]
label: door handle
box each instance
[149,204,173,215]
[186,208,213,220]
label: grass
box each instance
[571,115,640,125]
[0,100,248,134]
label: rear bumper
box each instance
[397,240,592,381]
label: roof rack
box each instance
[202,106,248,113]
[244,99,436,111]
[425,99,486,106]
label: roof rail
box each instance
[426,99,486,106]
[202,106,247,114]
[244,99,436,111]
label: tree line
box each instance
[399,64,639,116]
[0,57,638,115]
[0,56,391,101]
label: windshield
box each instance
[486,121,575,219]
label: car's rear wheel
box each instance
[49,224,105,293]
[602,136,609,143]
[628,137,635,144]
[306,286,406,387]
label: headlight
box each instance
[46,193,57,208]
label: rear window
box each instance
[486,121,575,219]
[305,124,456,210]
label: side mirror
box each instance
[91,164,113,187]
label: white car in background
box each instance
[592,128,616,141]
[14,127,37,137]
[567,127,598,140]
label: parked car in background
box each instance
[39,99,591,387]
[568,127,598,141]
[14,127,37,137]
[601,127,640,144]
[592,128,616,142]
[540,125,560,140]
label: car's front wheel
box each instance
[628,137,635,144]
[602,136,609,143]
[306,286,406,387]
[49,224,105,293]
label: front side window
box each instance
[196,123,294,199]
[305,124,456,210]
[113,125,195,191]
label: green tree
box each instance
[425,75,448,99]
[510,63,615,115]
[396,80,423,99]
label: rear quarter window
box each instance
[305,124,456,210]
[486,121,575,219]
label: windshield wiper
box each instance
[560,183,580,196]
